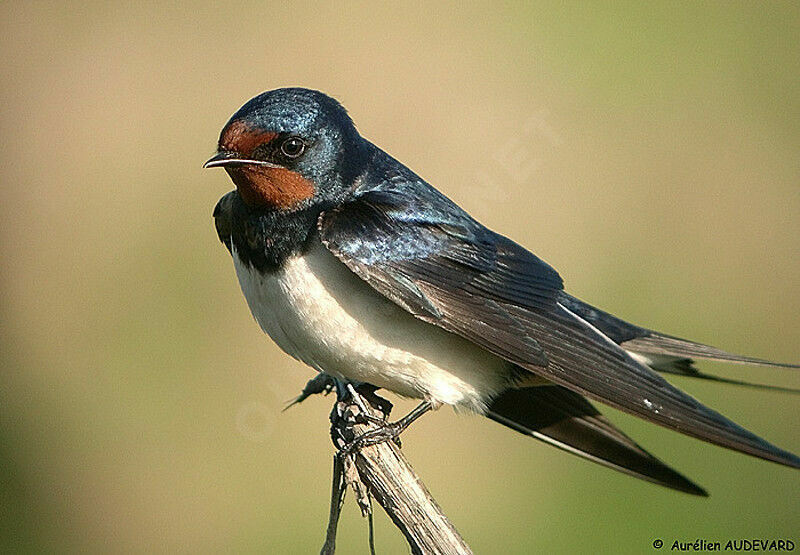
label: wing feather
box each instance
[319,187,800,468]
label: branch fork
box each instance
[304,379,471,555]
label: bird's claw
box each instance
[340,400,433,454]
[341,420,404,455]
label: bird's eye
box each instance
[280,137,306,158]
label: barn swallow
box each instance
[205,87,799,495]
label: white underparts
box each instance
[232,239,513,412]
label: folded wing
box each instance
[319,184,800,469]
[487,385,707,495]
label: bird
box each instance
[205,87,799,495]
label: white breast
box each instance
[231,239,513,411]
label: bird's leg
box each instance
[342,401,434,454]
[342,383,394,426]
[346,383,377,420]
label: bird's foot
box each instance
[341,401,433,455]
[342,419,405,453]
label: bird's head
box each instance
[204,88,365,210]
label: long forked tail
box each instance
[486,385,708,496]
[558,292,800,392]
[622,331,800,394]
[622,332,800,369]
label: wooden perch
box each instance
[320,384,472,555]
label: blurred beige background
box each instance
[1,2,798,553]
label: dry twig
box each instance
[320,384,472,554]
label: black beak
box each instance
[203,151,281,169]
[203,151,241,168]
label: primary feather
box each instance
[210,89,800,496]
[317,145,800,470]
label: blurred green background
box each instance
[2,2,798,553]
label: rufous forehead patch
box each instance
[219,120,278,156]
